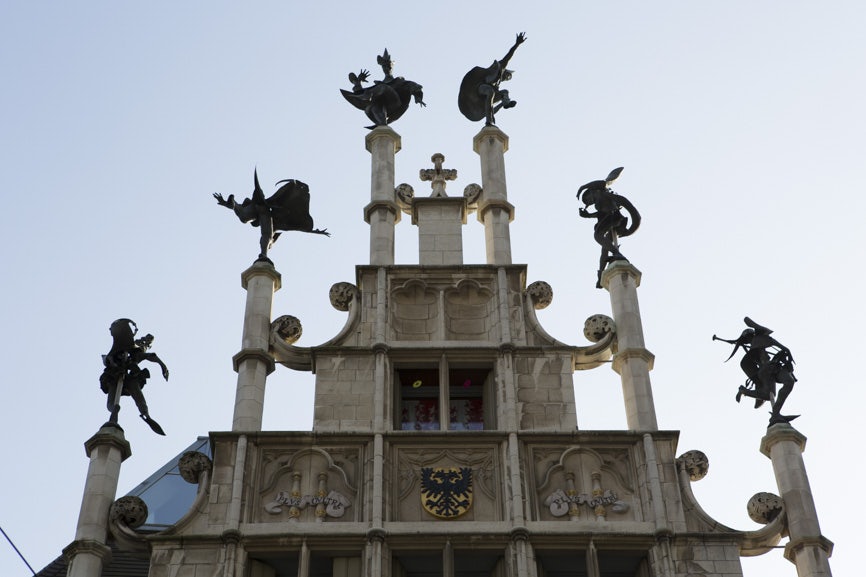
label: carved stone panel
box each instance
[255,445,361,523]
[391,280,439,341]
[529,443,638,522]
[391,443,500,522]
[444,280,495,340]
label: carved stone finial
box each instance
[419,153,458,198]
[110,496,149,529]
[583,315,615,343]
[677,450,709,481]
[178,451,213,484]
[747,492,784,524]
[329,282,359,312]
[526,281,553,310]
[271,315,303,345]
[463,183,482,207]
[395,183,415,211]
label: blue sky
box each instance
[1,2,863,575]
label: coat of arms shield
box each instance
[420,466,473,519]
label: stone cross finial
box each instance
[419,153,457,198]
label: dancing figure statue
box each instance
[341,49,425,128]
[458,32,526,125]
[214,170,329,262]
[713,317,798,425]
[577,167,641,288]
[100,319,169,435]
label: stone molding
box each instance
[84,426,131,461]
[365,125,402,153]
[62,539,112,564]
[232,348,276,374]
[241,261,282,291]
[363,199,400,223]
[476,198,515,223]
[760,423,807,456]
[611,347,655,373]
[784,535,834,562]
[472,125,509,154]
[600,261,642,289]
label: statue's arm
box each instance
[144,352,170,380]
[499,32,526,69]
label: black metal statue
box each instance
[713,317,798,425]
[577,167,641,288]
[100,319,169,435]
[341,49,426,128]
[214,170,330,262]
[458,32,526,125]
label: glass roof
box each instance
[124,437,211,530]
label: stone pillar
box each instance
[760,424,833,576]
[364,126,401,266]
[232,261,281,431]
[64,425,132,577]
[601,261,658,430]
[412,197,466,265]
[473,126,514,265]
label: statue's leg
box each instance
[127,382,150,418]
[259,216,274,260]
[106,383,120,423]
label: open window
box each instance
[396,360,493,431]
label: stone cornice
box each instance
[611,348,655,374]
[472,125,509,153]
[760,423,807,456]
[84,426,132,461]
[62,539,112,564]
[476,198,515,223]
[365,125,401,153]
[232,348,276,374]
[241,261,282,291]
[600,261,642,289]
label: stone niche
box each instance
[389,270,501,343]
[254,444,362,524]
[390,441,501,522]
[528,442,638,523]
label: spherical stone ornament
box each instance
[747,492,784,524]
[110,495,148,529]
[271,315,303,345]
[676,450,709,481]
[583,314,615,343]
[526,281,553,310]
[178,451,213,484]
[329,282,358,312]
[395,183,414,210]
[463,183,482,206]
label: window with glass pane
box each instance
[398,368,440,431]
[449,368,488,431]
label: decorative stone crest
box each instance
[395,183,415,211]
[677,450,709,482]
[747,492,784,524]
[583,314,615,343]
[110,495,148,529]
[264,471,351,521]
[270,315,303,345]
[526,281,553,310]
[419,153,457,198]
[544,471,629,521]
[420,467,473,519]
[463,183,482,207]
[329,282,359,312]
[178,451,213,484]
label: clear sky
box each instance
[1,2,863,576]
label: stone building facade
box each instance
[62,126,832,577]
